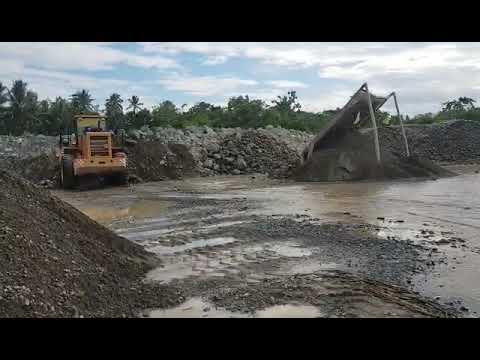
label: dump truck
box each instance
[58,114,128,189]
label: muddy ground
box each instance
[54,166,480,317]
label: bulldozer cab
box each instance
[75,115,107,134]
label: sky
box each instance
[1,42,480,116]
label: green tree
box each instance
[270,91,302,128]
[127,95,143,115]
[36,97,73,135]
[151,100,179,127]
[0,82,8,134]
[105,93,124,130]
[70,89,95,114]
[6,80,39,135]
[225,96,267,128]
[127,108,151,129]
[272,91,301,113]
[458,96,476,109]
[180,102,223,128]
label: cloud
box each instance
[158,75,259,96]
[202,55,229,65]
[4,42,480,115]
[0,42,179,72]
[267,80,308,89]
[140,42,480,114]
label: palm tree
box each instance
[0,82,7,106]
[127,95,143,116]
[70,89,95,114]
[105,93,124,130]
[3,80,40,135]
[458,97,476,109]
[106,93,123,113]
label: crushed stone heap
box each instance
[293,130,455,182]
[0,170,178,317]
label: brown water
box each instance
[56,171,480,316]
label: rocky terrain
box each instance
[374,120,480,162]
[0,120,479,186]
[0,169,187,317]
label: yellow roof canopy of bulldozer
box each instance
[74,114,106,129]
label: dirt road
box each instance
[54,168,480,317]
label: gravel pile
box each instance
[199,130,302,178]
[0,134,57,160]
[1,121,478,185]
[0,170,181,317]
[126,141,196,182]
[129,125,313,177]
[375,120,480,162]
[295,130,455,181]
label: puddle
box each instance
[266,242,312,258]
[78,199,171,223]
[148,298,248,318]
[286,261,339,274]
[80,206,131,223]
[148,237,238,255]
[148,298,322,318]
[256,304,323,318]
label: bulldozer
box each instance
[58,114,128,189]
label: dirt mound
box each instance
[204,130,301,178]
[294,131,455,181]
[0,152,58,185]
[0,170,179,317]
[126,141,196,182]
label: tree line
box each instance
[1,79,479,136]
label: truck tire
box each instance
[111,172,129,186]
[61,155,76,189]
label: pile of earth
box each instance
[374,120,480,163]
[0,134,57,160]
[294,130,455,182]
[129,125,312,177]
[0,152,59,188]
[126,140,196,182]
[198,130,302,178]
[0,170,181,317]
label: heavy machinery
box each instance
[58,114,128,189]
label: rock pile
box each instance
[199,130,302,178]
[129,126,312,178]
[295,130,455,182]
[0,134,57,160]
[374,120,480,163]
[0,170,180,317]
[1,121,479,185]
[126,141,196,182]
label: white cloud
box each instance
[202,55,228,65]
[141,42,480,114]
[4,42,480,115]
[0,42,179,72]
[267,80,308,89]
[158,75,259,96]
